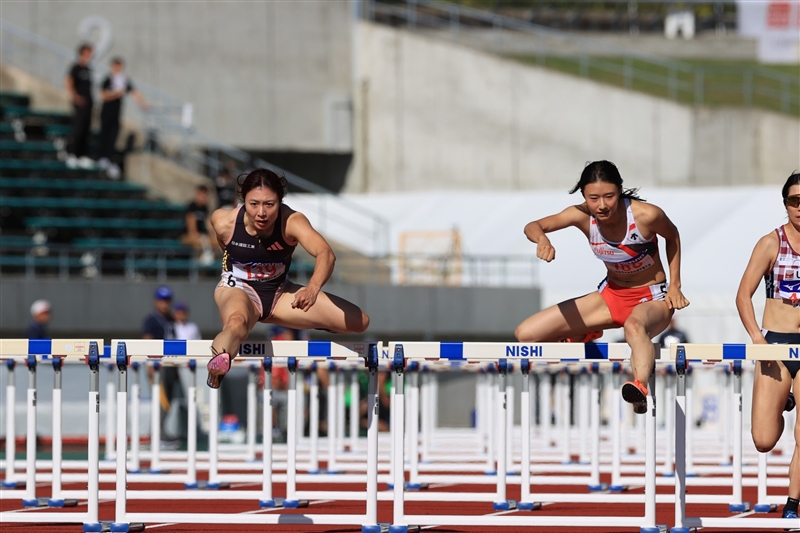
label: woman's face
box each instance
[786,184,800,226]
[583,181,621,221]
[244,186,280,231]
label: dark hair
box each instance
[110,57,124,66]
[782,171,800,200]
[196,184,209,193]
[237,168,287,203]
[569,160,643,201]
[77,43,93,55]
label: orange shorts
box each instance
[598,278,668,327]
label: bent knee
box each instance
[623,316,646,336]
[515,325,541,343]
[752,432,778,454]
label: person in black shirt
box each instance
[25,300,51,339]
[182,185,216,265]
[658,318,689,349]
[215,162,238,209]
[99,57,149,179]
[65,43,94,168]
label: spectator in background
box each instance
[215,161,238,209]
[142,286,183,445]
[182,185,216,265]
[25,300,51,339]
[98,57,149,180]
[64,43,94,169]
[658,318,689,349]
[173,301,201,341]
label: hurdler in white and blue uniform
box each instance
[737,171,800,522]
[205,168,370,389]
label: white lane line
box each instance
[421,508,521,530]
[145,499,335,529]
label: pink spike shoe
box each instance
[207,348,231,389]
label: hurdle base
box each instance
[608,484,628,492]
[669,528,696,533]
[281,499,309,509]
[588,483,608,492]
[48,498,79,507]
[147,468,171,474]
[640,525,667,533]
[23,497,49,508]
[203,481,231,490]
[259,498,284,508]
[729,502,751,512]
[493,500,517,511]
[661,472,675,478]
[405,482,429,491]
[517,501,542,511]
[82,523,102,533]
[388,525,421,533]
[325,469,339,474]
[483,470,497,475]
[1,480,20,489]
[128,468,140,474]
[753,503,777,513]
[361,524,383,533]
[107,521,146,532]
[307,469,321,474]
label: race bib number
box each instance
[232,261,285,281]
[608,254,655,275]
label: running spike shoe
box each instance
[207,347,231,389]
[621,379,648,415]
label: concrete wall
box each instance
[0,278,540,341]
[2,1,354,151]
[347,22,800,193]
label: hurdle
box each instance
[386,341,665,533]
[107,339,383,532]
[670,343,800,532]
[0,338,109,531]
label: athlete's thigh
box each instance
[626,300,672,337]
[752,360,791,437]
[214,285,260,330]
[515,291,616,342]
[268,282,366,333]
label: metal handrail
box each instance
[366,0,799,114]
[0,18,391,255]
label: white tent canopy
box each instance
[290,186,786,344]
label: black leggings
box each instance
[766,331,800,379]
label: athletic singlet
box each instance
[765,226,800,307]
[222,205,296,289]
[589,198,658,277]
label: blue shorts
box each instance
[765,331,800,379]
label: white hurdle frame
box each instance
[386,341,663,533]
[107,339,383,533]
[670,343,800,532]
[0,339,105,531]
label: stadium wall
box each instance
[346,22,799,192]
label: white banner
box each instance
[737,0,800,63]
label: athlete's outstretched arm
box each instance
[286,211,335,311]
[524,206,587,263]
[736,234,777,344]
[648,206,689,310]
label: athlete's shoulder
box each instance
[211,205,237,230]
[756,229,781,252]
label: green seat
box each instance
[26,217,185,231]
[1,106,71,121]
[0,196,184,212]
[0,177,147,193]
[131,258,222,271]
[44,124,71,137]
[0,140,58,152]
[0,235,35,247]
[73,237,187,251]
[0,92,31,107]
[0,159,92,171]
[0,255,83,268]
[0,123,16,133]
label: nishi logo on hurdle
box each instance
[1,339,799,532]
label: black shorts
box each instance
[765,331,800,379]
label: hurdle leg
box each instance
[408,369,421,490]
[130,363,141,473]
[283,357,305,508]
[420,372,430,462]
[245,364,257,462]
[389,370,397,487]
[185,361,198,489]
[113,348,129,531]
[579,369,590,465]
[105,364,116,462]
[308,367,320,473]
[685,367,694,475]
[672,348,689,533]
[349,369,359,452]
[260,359,276,507]
[610,365,624,491]
[722,368,732,465]
[390,355,407,531]
[336,367,345,453]
[541,369,552,447]
[662,370,675,477]
[589,364,605,491]
[22,355,40,507]
[484,372,496,474]
[493,360,513,510]
[729,360,749,512]
[642,373,659,533]
[518,361,539,511]
[327,365,338,474]
[505,376,514,475]
[754,452,775,512]
[48,357,70,507]
[84,343,102,532]
[363,344,380,533]
[207,385,220,488]
[3,360,17,488]
[149,361,162,474]
[558,369,571,464]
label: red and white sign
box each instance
[738,1,800,63]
